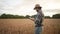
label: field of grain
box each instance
[0,19,60,34]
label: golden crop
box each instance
[0,19,60,34]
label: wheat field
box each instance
[0,19,60,34]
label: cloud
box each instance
[0,0,23,14]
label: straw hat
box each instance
[34,4,42,10]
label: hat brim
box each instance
[34,7,42,10]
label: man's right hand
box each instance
[29,17,34,21]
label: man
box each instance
[29,4,44,34]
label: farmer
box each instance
[29,4,44,34]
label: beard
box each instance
[36,10,40,12]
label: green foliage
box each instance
[25,15,30,18]
[52,14,60,19]
[0,13,60,19]
[0,14,25,19]
[44,16,51,19]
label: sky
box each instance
[0,0,60,17]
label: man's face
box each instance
[35,7,41,12]
[36,9,40,12]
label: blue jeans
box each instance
[35,27,42,34]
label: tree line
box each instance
[0,13,60,19]
[0,14,30,19]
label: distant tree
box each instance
[0,14,7,18]
[44,16,51,19]
[18,16,25,18]
[25,15,30,18]
[52,14,60,19]
[0,13,25,19]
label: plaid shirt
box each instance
[34,10,44,27]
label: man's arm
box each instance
[29,17,35,21]
[40,10,44,17]
[29,18,34,21]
